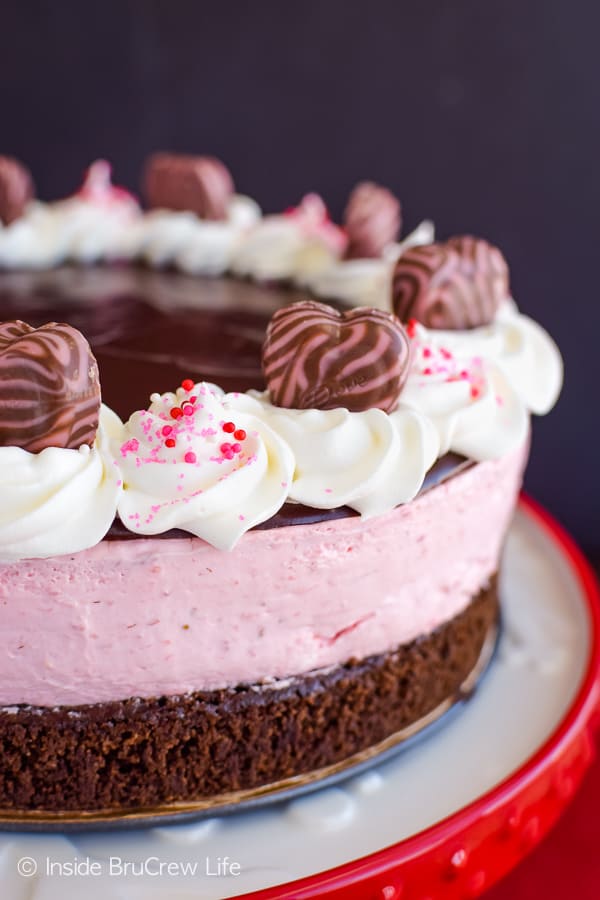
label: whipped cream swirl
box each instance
[113,382,294,550]
[422,300,563,415]
[0,405,122,562]
[0,161,141,268]
[131,195,260,274]
[307,220,435,309]
[400,320,530,458]
[231,194,346,282]
[235,392,439,516]
[0,161,260,275]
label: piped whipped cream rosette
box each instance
[308,220,435,310]
[0,160,141,268]
[238,393,439,517]
[131,194,260,275]
[248,299,439,515]
[231,193,347,283]
[113,381,295,550]
[0,319,122,560]
[0,405,122,562]
[419,300,563,416]
[400,320,529,459]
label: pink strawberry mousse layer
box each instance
[0,441,528,708]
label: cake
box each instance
[0,154,562,816]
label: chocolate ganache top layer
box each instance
[0,265,468,536]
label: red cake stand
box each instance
[235,496,600,900]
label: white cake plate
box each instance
[1,496,598,900]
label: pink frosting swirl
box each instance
[262,300,411,413]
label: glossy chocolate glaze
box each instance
[0,265,469,534]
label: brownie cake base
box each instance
[0,577,498,815]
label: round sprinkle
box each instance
[182,404,194,416]
[165,438,176,448]
[161,425,173,436]
[220,442,232,454]
[181,378,194,392]
[184,451,197,464]
[222,421,236,433]
[224,449,235,460]
[233,428,246,441]
[232,442,241,453]
[170,407,184,420]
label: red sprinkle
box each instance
[189,396,197,404]
[165,438,176,448]
[161,425,173,436]
[181,379,194,392]
[232,443,241,453]
[222,422,236,433]
[184,451,197,464]
[470,386,480,399]
[233,429,246,441]
[406,318,419,338]
[170,407,183,420]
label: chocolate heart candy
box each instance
[392,235,509,330]
[0,321,101,453]
[344,181,401,259]
[0,156,34,226]
[143,152,234,221]
[262,301,411,413]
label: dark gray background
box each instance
[1,0,598,553]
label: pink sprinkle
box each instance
[116,480,122,487]
[239,514,245,521]
[324,488,333,493]
[120,437,140,457]
[224,449,235,460]
[220,442,232,454]
[440,348,452,360]
[182,404,195,417]
[232,442,242,453]
[162,425,173,436]
[460,370,469,380]
[184,451,197,464]
[422,347,432,358]
[423,367,432,376]
[470,386,480,400]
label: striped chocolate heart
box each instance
[392,236,509,330]
[262,301,411,413]
[344,181,401,259]
[143,152,234,221]
[0,321,101,453]
[0,156,34,226]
